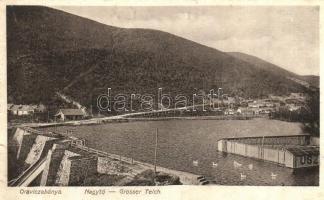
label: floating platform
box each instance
[217,135,319,168]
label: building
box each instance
[223,97,235,105]
[259,109,272,114]
[7,103,13,111]
[287,104,301,111]
[237,107,254,115]
[224,108,235,115]
[10,105,35,116]
[55,109,86,121]
[248,101,259,108]
[34,103,47,113]
[290,93,306,101]
[248,100,267,108]
[217,135,319,169]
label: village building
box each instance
[289,93,306,101]
[269,95,286,102]
[265,102,274,107]
[7,103,13,111]
[223,97,236,105]
[248,101,265,108]
[287,104,301,112]
[55,109,86,121]
[9,105,35,116]
[237,107,254,115]
[34,103,47,113]
[224,108,235,115]
[259,109,272,114]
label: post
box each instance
[154,128,158,176]
[218,88,220,108]
[261,136,265,160]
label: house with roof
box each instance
[223,97,236,105]
[55,109,86,121]
[10,105,35,115]
[7,103,13,111]
[32,103,47,113]
[224,108,235,115]
[237,107,254,115]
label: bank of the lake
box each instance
[39,118,318,186]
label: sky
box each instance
[54,6,319,76]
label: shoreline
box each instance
[70,144,201,185]
[9,114,267,129]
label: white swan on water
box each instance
[240,173,247,180]
[234,161,242,168]
[248,164,253,170]
[271,172,277,180]
[193,160,199,166]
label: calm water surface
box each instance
[40,118,319,186]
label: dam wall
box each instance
[40,142,71,186]
[9,127,200,186]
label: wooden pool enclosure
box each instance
[217,135,319,168]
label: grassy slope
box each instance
[7,6,308,110]
[228,52,319,88]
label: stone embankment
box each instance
[8,127,200,186]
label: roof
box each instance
[20,105,34,111]
[219,134,310,141]
[10,105,34,111]
[10,105,20,110]
[56,109,85,116]
[286,146,319,156]
[7,103,13,109]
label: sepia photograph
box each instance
[6,4,319,188]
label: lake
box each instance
[40,118,319,186]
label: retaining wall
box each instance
[25,135,56,166]
[97,156,132,175]
[68,156,98,186]
[54,150,80,186]
[40,142,71,186]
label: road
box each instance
[9,103,217,128]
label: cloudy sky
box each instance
[54,6,319,75]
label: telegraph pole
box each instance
[218,88,222,108]
[154,128,158,176]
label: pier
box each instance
[217,135,319,168]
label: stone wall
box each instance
[25,135,56,166]
[8,128,25,158]
[54,150,80,186]
[8,128,35,178]
[40,142,71,186]
[40,148,54,186]
[17,134,38,170]
[68,156,98,186]
[41,144,100,186]
[97,157,132,175]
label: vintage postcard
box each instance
[0,0,322,199]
